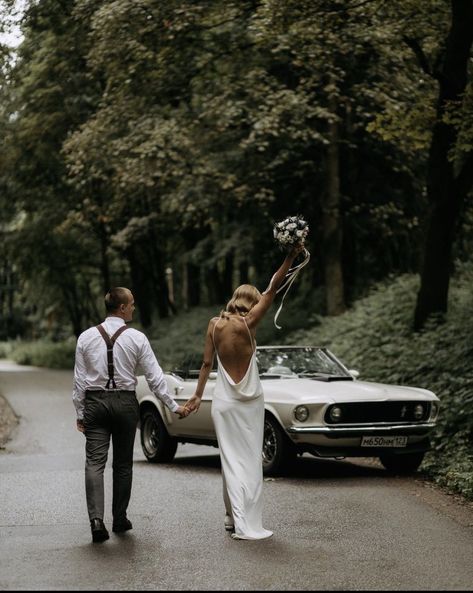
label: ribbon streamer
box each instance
[272,248,311,329]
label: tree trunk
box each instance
[221,250,234,301]
[323,99,346,316]
[99,221,111,295]
[182,227,208,307]
[151,250,170,319]
[186,262,201,306]
[127,247,153,328]
[147,228,171,319]
[62,283,84,338]
[239,260,249,285]
[414,0,473,329]
[205,264,222,305]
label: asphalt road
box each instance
[1,360,473,591]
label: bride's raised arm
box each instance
[245,243,305,329]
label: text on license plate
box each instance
[361,436,408,447]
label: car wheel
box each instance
[379,451,425,474]
[262,414,296,476]
[140,407,178,463]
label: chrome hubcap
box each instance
[262,421,277,465]
[143,417,159,454]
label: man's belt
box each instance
[85,389,136,395]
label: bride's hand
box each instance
[184,394,202,414]
[289,242,305,259]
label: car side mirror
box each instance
[349,369,360,379]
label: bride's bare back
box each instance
[186,244,304,410]
[212,314,255,384]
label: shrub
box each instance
[10,339,76,369]
[0,341,14,359]
[4,263,472,499]
[148,306,217,371]
[286,261,473,499]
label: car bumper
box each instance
[286,422,435,457]
[287,422,436,437]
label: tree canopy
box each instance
[1,0,472,337]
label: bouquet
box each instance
[270,215,311,329]
[273,215,309,249]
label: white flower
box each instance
[273,214,309,249]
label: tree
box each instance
[2,0,103,336]
[413,0,473,328]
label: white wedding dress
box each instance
[211,317,273,540]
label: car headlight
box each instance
[329,406,343,422]
[413,404,424,420]
[294,405,309,422]
[430,402,439,420]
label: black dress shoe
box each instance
[112,517,133,533]
[90,518,110,543]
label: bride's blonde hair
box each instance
[223,284,262,317]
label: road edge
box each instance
[0,391,19,449]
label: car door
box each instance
[164,373,216,439]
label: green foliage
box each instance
[444,81,473,165]
[1,0,105,337]
[0,341,13,358]
[3,260,472,498]
[9,339,76,369]
[148,306,217,371]
[287,261,473,499]
[146,277,323,370]
[16,0,440,334]
[1,0,472,349]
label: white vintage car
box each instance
[137,346,440,475]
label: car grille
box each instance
[324,401,431,424]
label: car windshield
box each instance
[256,347,351,379]
[172,347,352,380]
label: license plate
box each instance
[361,436,408,447]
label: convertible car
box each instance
[136,346,440,475]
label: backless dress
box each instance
[211,316,273,540]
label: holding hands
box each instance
[184,395,202,414]
[176,405,191,418]
[175,398,200,419]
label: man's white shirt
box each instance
[72,316,179,420]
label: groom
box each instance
[72,287,188,543]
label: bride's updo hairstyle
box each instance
[224,284,262,317]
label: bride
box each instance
[184,243,304,540]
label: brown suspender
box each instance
[96,324,129,389]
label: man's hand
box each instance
[184,395,202,414]
[76,419,85,433]
[175,405,190,418]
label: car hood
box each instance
[261,377,439,403]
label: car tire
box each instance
[262,413,296,476]
[140,407,178,463]
[379,451,425,474]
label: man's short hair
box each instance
[104,287,131,313]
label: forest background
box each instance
[0,0,472,499]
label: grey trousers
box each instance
[83,390,139,522]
